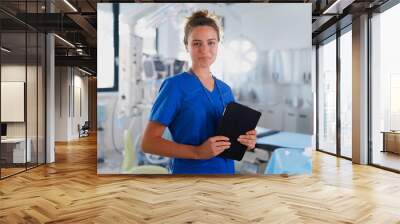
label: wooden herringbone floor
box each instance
[1,134,400,224]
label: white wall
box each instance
[55,67,68,141]
[1,65,32,137]
[1,66,26,134]
[158,21,181,59]
[221,4,311,50]
[1,63,46,163]
[1,65,26,81]
[54,67,89,141]
[73,73,89,138]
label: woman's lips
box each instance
[199,57,211,60]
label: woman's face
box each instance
[186,25,219,69]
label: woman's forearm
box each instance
[141,136,201,159]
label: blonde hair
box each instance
[183,10,220,45]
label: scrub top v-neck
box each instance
[149,72,235,174]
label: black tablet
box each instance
[216,102,262,161]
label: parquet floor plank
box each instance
[1,135,400,223]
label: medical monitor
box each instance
[143,60,156,78]
[173,60,186,74]
[153,60,166,72]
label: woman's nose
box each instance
[199,43,208,52]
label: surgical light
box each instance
[223,38,258,75]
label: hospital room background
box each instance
[97,3,315,175]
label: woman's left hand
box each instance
[238,129,257,150]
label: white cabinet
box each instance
[249,102,313,134]
[259,51,274,83]
[13,139,32,163]
[282,108,297,132]
[1,138,32,163]
[246,102,283,131]
[269,48,312,85]
[260,106,283,130]
[297,109,313,134]
[291,50,303,84]
[281,108,313,134]
[291,48,312,85]
[271,50,292,84]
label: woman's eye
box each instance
[208,42,215,46]
[193,42,201,47]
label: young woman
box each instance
[141,10,257,174]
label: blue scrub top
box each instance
[149,72,235,174]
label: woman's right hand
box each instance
[195,136,231,159]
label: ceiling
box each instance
[0,0,99,74]
[0,0,393,75]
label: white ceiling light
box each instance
[323,0,355,15]
[78,67,92,76]
[54,34,75,48]
[63,0,78,12]
[1,47,11,53]
[76,48,83,55]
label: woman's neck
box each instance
[190,66,214,91]
[191,66,212,80]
